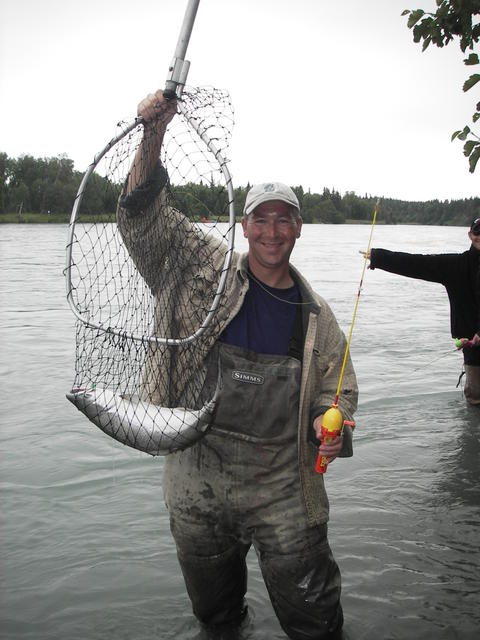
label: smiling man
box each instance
[118,90,358,640]
[241,183,302,285]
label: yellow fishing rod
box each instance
[316,200,379,474]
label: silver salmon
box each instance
[66,386,217,455]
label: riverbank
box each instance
[1,213,382,225]
[0,213,111,224]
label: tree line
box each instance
[1,151,478,226]
[0,152,118,219]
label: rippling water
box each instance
[1,223,479,640]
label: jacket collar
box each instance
[235,252,321,314]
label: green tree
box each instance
[233,185,247,218]
[301,193,344,223]
[342,192,374,221]
[0,152,13,214]
[403,1,480,172]
[292,185,305,210]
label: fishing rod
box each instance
[411,337,476,372]
[316,200,379,474]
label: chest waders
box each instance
[464,365,480,405]
[209,342,302,440]
[163,343,344,639]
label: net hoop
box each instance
[65,105,236,347]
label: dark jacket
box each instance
[370,246,480,366]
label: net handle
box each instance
[164,0,201,99]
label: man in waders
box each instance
[118,90,358,640]
[364,219,480,405]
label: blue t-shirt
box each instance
[221,274,300,355]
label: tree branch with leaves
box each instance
[402,0,480,172]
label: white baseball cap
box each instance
[243,182,300,216]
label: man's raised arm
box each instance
[126,90,177,196]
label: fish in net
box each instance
[65,85,237,455]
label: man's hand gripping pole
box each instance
[315,403,355,474]
[164,0,200,100]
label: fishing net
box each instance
[65,86,236,455]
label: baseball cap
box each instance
[243,182,300,216]
[470,217,480,235]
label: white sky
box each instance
[1,0,479,202]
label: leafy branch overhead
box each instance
[402,1,480,172]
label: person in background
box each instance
[363,219,480,405]
[117,89,358,639]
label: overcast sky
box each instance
[1,0,479,202]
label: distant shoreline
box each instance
[0,213,398,226]
[0,216,460,226]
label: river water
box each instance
[0,223,478,640]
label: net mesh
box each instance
[66,87,236,455]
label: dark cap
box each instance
[470,218,480,235]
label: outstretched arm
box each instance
[117,89,226,298]
[126,90,177,195]
[361,248,454,284]
[117,89,181,293]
